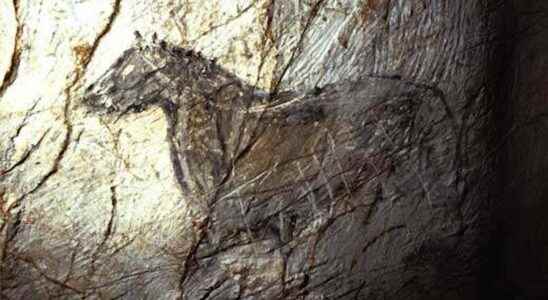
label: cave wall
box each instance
[0,1,509,299]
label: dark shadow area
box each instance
[481,0,548,299]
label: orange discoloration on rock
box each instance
[360,0,388,23]
[73,44,93,69]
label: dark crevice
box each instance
[0,0,22,99]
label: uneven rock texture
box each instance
[0,0,515,299]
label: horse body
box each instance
[82,37,447,298]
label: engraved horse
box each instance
[83,35,446,298]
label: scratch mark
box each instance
[189,1,258,43]
[1,99,39,174]
[16,254,85,295]
[361,224,405,253]
[272,0,328,95]
[0,128,50,177]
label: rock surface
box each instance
[0,0,504,299]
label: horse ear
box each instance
[134,30,145,50]
[134,30,143,41]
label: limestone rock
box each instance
[0,1,499,299]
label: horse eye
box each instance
[86,84,95,92]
